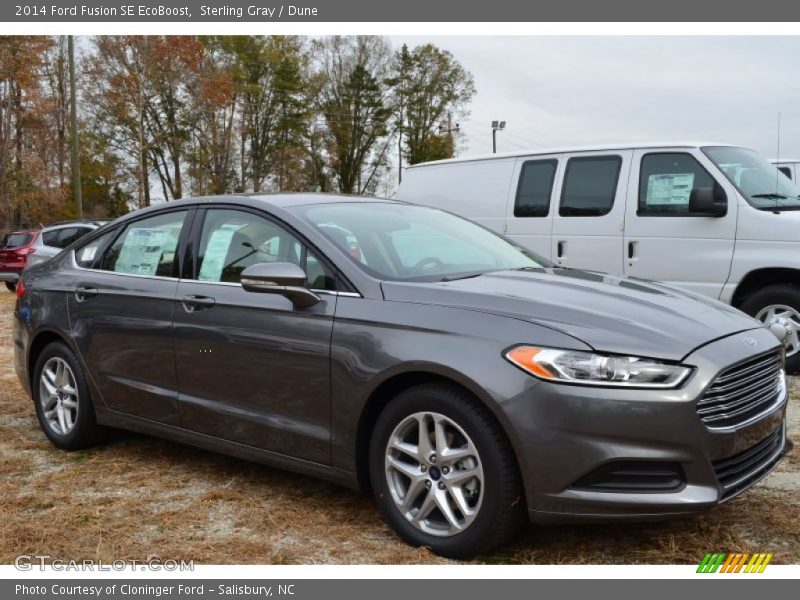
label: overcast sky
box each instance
[390,36,800,160]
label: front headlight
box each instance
[504,346,692,388]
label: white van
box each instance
[771,159,799,182]
[397,142,800,371]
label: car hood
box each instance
[381,268,762,361]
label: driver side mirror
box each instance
[689,183,727,217]
[240,262,320,308]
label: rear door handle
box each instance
[74,286,98,301]
[628,241,638,260]
[181,295,215,313]
[557,240,566,258]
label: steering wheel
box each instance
[411,256,445,275]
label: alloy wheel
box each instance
[39,357,79,435]
[384,411,484,537]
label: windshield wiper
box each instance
[751,193,791,199]
[440,271,486,282]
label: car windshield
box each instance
[703,146,800,211]
[1,233,33,248]
[298,202,548,282]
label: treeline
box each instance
[0,35,475,229]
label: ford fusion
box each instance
[13,195,791,557]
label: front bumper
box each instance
[503,327,791,522]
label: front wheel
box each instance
[4,281,15,293]
[740,284,800,373]
[369,383,525,558]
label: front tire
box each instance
[740,284,800,374]
[32,342,107,450]
[4,281,15,293]
[369,383,525,558]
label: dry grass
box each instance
[0,288,798,565]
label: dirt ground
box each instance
[0,287,798,565]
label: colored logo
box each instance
[697,552,772,573]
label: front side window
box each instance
[298,202,548,282]
[195,209,336,290]
[704,146,800,211]
[559,156,622,217]
[639,153,718,216]
[514,160,557,217]
[41,229,63,247]
[102,211,187,277]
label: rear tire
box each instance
[369,383,525,559]
[4,281,15,292]
[740,284,800,374]
[32,342,107,450]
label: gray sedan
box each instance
[12,194,791,557]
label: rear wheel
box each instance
[4,281,15,293]
[740,284,800,373]
[32,342,107,450]
[369,383,525,558]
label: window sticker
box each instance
[80,246,97,263]
[198,223,242,281]
[646,173,695,205]
[115,228,170,276]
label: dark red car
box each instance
[0,230,39,291]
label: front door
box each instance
[623,148,738,299]
[172,207,338,464]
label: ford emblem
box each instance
[742,337,758,347]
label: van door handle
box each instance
[557,241,566,258]
[628,241,638,260]
[181,295,215,313]
[74,286,98,301]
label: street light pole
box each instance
[491,120,506,154]
[68,35,83,219]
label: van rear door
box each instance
[549,151,631,275]
[623,147,737,298]
[505,154,560,260]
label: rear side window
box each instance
[2,233,33,248]
[58,226,91,248]
[560,156,622,217]
[514,160,557,217]
[42,229,62,247]
[778,166,793,180]
[75,229,118,269]
[102,211,188,277]
[639,153,717,216]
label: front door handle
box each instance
[74,286,98,301]
[181,295,215,313]
[628,241,638,260]
[557,240,566,258]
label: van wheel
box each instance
[740,284,800,373]
[369,383,525,558]
[32,342,107,450]
[5,281,15,293]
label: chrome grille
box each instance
[712,426,786,501]
[697,350,784,429]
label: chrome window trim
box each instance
[71,251,362,297]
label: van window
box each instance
[559,156,621,217]
[514,160,557,217]
[639,153,717,216]
[778,166,793,180]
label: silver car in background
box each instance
[25,220,109,269]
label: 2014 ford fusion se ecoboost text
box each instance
[12,194,792,558]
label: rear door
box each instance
[551,151,631,275]
[623,148,738,298]
[67,209,193,425]
[505,155,560,260]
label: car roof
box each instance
[137,193,402,213]
[43,219,107,230]
[405,141,742,168]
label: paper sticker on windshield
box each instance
[198,224,242,281]
[80,246,97,263]
[646,173,695,205]
[114,228,170,276]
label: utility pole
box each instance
[68,36,83,218]
[438,112,460,158]
[491,120,506,154]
